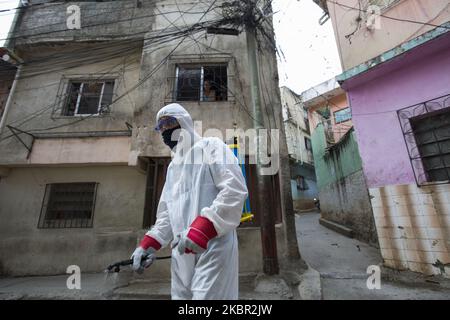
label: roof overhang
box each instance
[301,77,344,109]
[336,22,450,90]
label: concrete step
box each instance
[319,217,354,238]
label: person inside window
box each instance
[202,79,217,102]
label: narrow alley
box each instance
[296,212,450,300]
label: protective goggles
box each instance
[155,116,180,132]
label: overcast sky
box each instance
[0,0,19,46]
[0,0,342,94]
[272,0,342,93]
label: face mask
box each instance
[161,126,181,149]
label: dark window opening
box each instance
[175,65,227,102]
[38,182,97,229]
[334,107,352,124]
[64,80,114,116]
[411,107,450,183]
[296,175,308,190]
[305,137,312,151]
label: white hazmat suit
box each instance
[140,103,248,300]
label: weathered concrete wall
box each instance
[0,166,147,276]
[371,183,450,277]
[0,165,274,277]
[29,136,130,165]
[326,0,450,70]
[320,169,378,244]
[0,44,142,165]
[312,124,377,244]
[13,1,157,45]
[0,0,291,277]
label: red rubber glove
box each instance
[172,216,218,255]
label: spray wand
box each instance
[105,255,171,273]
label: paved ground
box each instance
[0,271,300,300]
[296,212,450,300]
[0,273,114,300]
[2,211,448,300]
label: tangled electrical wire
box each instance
[0,0,276,145]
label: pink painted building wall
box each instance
[343,31,450,189]
[341,31,450,277]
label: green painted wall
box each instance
[311,124,363,189]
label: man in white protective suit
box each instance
[131,103,249,300]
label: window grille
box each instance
[38,182,98,229]
[174,64,228,102]
[397,94,450,186]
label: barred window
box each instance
[64,80,114,116]
[38,183,98,229]
[398,94,450,186]
[411,108,450,183]
[175,65,227,102]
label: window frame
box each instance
[173,63,229,103]
[334,107,352,124]
[38,182,98,229]
[53,75,118,119]
[410,108,450,184]
[64,80,115,116]
[397,93,450,187]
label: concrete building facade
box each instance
[280,86,318,211]
[0,0,292,277]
